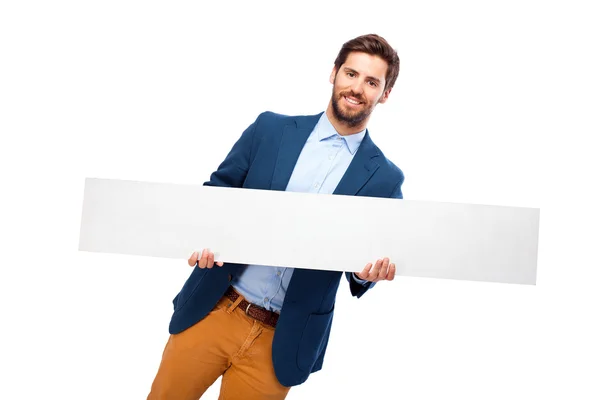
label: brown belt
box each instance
[224,286,279,328]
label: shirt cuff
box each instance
[351,272,371,286]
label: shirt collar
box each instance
[316,113,366,155]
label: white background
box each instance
[1,1,599,399]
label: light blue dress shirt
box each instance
[231,113,369,312]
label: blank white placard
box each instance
[79,178,539,284]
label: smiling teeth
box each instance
[345,97,360,105]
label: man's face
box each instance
[329,51,391,128]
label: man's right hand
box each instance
[188,249,224,269]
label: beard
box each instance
[330,89,374,128]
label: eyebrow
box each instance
[343,67,382,84]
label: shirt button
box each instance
[276,270,281,276]
[328,155,334,160]
[264,297,269,302]
[314,183,320,189]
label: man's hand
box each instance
[188,249,224,269]
[355,257,395,282]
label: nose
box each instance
[350,79,363,95]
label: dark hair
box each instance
[333,34,400,91]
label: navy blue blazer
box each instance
[168,111,404,387]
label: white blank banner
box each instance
[79,178,539,285]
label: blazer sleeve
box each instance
[390,178,404,199]
[203,114,261,188]
[345,176,405,298]
[345,271,376,298]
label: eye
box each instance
[368,80,378,87]
[347,71,356,78]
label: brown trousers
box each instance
[147,294,291,400]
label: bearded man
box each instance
[148,33,404,400]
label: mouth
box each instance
[343,96,363,106]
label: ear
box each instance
[329,66,337,84]
[378,88,392,104]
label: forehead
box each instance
[341,52,388,81]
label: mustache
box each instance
[339,90,366,103]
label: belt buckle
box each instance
[245,303,251,315]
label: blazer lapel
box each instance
[333,131,381,196]
[270,113,322,191]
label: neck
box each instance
[325,101,369,136]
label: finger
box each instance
[216,261,224,267]
[378,258,390,280]
[387,263,396,281]
[369,259,383,281]
[188,251,199,267]
[356,263,372,280]
[207,250,215,269]
[197,249,208,268]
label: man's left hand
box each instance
[355,257,395,282]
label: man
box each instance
[148,33,404,400]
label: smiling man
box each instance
[147,34,404,400]
[329,51,391,131]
